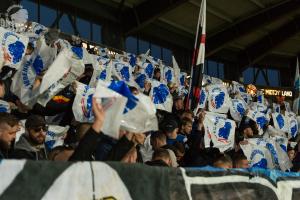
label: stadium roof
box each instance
[41,0,300,69]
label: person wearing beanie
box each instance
[161,118,187,145]
[11,114,48,160]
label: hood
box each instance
[14,134,44,152]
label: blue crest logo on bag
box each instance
[81,86,93,118]
[97,70,106,81]
[153,84,169,104]
[256,116,268,129]
[135,73,146,89]
[290,119,298,138]
[218,121,231,140]
[239,86,246,93]
[2,32,25,64]
[120,65,130,81]
[180,74,185,86]
[108,81,138,113]
[280,144,287,152]
[71,46,83,59]
[45,131,56,150]
[199,89,206,105]
[22,58,33,88]
[0,106,8,113]
[165,69,172,82]
[276,114,285,129]
[145,63,154,78]
[266,143,279,165]
[128,54,136,67]
[211,88,225,109]
[250,149,268,168]
[236,102,245,116]
[32,55,43,75]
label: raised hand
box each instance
[91,97,105,133]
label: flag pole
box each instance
[185,0,206,111]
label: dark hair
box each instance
[181,110,194,118]
[0,113,19,127]
[181,117,193,126]
[233,152,247,167]
[152,148,170,160]
[150,131,166,143]
[213,154,232,166]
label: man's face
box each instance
[0,124,19,150]
[243,127,253,138]
[235,159,249,168]
[175,99,184,110]
[28,126,47,144]
[288,150,296,161]
[182,123,192,135]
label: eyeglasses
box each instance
[32,126,48,132]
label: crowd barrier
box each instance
[1,160,300,200]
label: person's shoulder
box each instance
[177,134,187,142]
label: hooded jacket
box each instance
[11,134,48,160]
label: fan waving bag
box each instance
[272,113,289,133]
[230,98,247,122]
[0,27,29,69]
[203,112,236,152]
[94,80,127,139]
[72,82,95,123]
[207,84,230,114]
[150,80,173,112]
[38,47,85,106]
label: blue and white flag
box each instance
[207,84,230,114]
[272,113,289,133]
[150,80,173,112]
[0,100,11,113]
[203,112,236,152]
[72,82,95,123]
[230,98,247,122]
[45,125,69,151]
[94,80,127,139]
[0,27,28,69]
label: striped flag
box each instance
[186,0,206,110]
[293,57,300,114]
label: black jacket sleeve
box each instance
[68,128,103,161]
[10,149,36,160]
[106,136,135,161]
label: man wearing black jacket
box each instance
[0,113,19,159]
[69,97,105,161]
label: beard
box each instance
[0,139,11,150]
